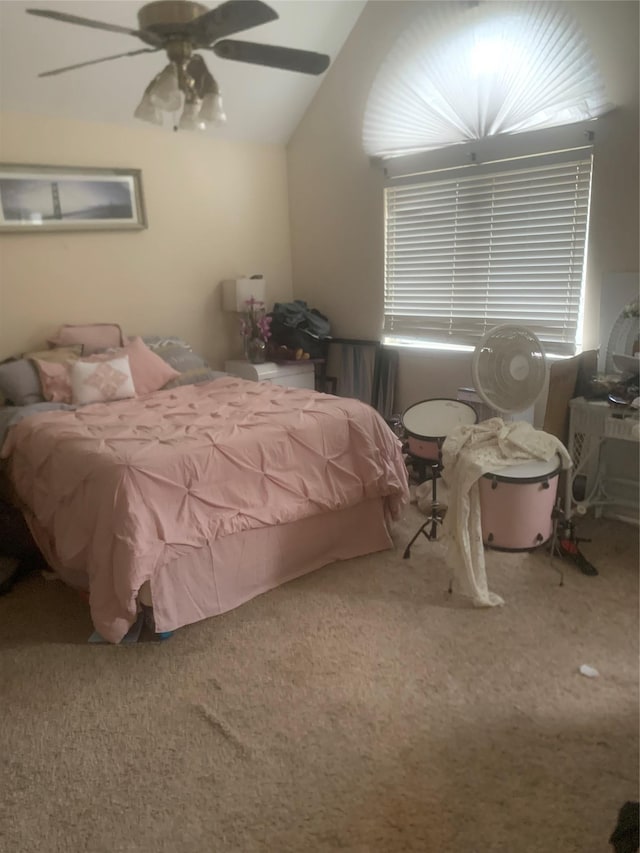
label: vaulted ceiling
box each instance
[0,0,365,144]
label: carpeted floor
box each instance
[0,501,638,853]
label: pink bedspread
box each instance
[2,378,409,642]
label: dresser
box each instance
[224,360,316,390]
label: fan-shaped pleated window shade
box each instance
[363,1,610,158]
[384,148,593,356]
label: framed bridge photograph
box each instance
[0,164,147,232]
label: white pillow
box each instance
[71,355,136,405]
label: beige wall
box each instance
[0,112,294,367]
[288,0,640,415]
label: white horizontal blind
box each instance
[384,150,593,355]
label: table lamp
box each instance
[222,277,266,312]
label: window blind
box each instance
[383,149,593,356]
[362,2,610,160]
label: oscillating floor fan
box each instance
[471,324,547,419]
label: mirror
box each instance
[605,299,640,375]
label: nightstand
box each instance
[224,360,316,390]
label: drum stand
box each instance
[403,445,445,559]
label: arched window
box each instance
[363,1,610,158]
[364,1,611,355]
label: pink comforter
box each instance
[2,378,409,641]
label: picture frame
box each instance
[0,164,147,232]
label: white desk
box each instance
[567,398,639,523]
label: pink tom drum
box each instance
[479,455,561,551]
[402,398,478,461]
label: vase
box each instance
[247,337,266,364]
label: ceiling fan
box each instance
[26,0,332,130]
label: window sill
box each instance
[382,336,474,354]
[382,336,579,361]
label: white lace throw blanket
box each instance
[441,418,572,607]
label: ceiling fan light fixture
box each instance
[179,98,206,131]
[149,63,182,111]
[134,90,163,125]
[201,92,226,124]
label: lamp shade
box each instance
[150,64,181,112]
[201,92,227,124]
[222,278,266,312]
[134,90,163,125]
[179,98,207,131]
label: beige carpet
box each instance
[1,501,638,853]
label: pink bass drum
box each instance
[479,455,561,551]
[402,398,478,461]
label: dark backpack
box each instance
[268,300,331,358]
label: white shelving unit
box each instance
[567,397,640,523]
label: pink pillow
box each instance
[31,346,84,403]
[33,359,73,403]
[118,336,181,395]
[35,337,180,402]
[47,323,128,355]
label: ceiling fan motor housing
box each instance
[26,0,332,106]
[138,1,210,43]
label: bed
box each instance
[0,370,409,643]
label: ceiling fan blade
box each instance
[212,40,330,75]
[187,0,278,46]
[26,8,163,47]
[38,49,161,78]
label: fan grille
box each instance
[472,325,547,414]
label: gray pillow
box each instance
[140,339,227,388]
[0,359,45,406]
[162,350,208,373]
[141,336,192,352]
[149,343,207,372]
[163,368,227,389]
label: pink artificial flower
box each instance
[239,299,270,341]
